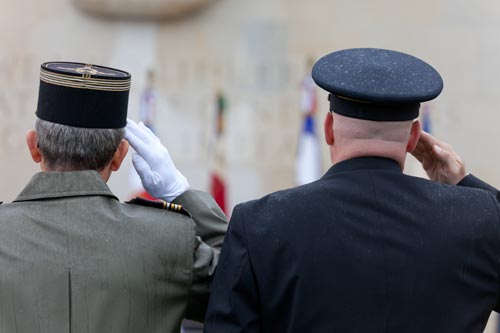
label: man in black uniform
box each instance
[205,48,500,333]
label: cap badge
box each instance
[56,64,116,77]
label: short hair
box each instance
[35,118,125,171]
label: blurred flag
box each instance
[295,115,322,185]
[209,91,228,214]
[422,103,432,134]
[139,70,158,133]
[300,70,317,115]
[128,70,161,201]
[295,73,322,186]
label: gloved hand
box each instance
[125,119,189,201]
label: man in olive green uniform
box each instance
[0,62,227,332]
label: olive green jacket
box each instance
[0,171,228,333]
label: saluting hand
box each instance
[125,119,189,201]
[411,131,467,185]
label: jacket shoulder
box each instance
[458,174,500,203]
[125,197,191,217]
[233,183,316,221]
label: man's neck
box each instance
[330,140,407,170]
[40,163,112,182]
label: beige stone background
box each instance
[0,0,499,330]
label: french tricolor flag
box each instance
[295,75,322,186]
[295,115,322,186]
[209,91,228,215]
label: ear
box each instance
[406,120,422,153]
[324,112,334,145]
[26,130,42,163]
[109,140,129,172]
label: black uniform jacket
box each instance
[205,157,500,333]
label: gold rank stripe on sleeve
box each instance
[40,69,131,92]
[164,201,183,212]
[125,197,190,216]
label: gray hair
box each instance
[35,118,125,171]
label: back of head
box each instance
[35,118,124,171]
[35,62,131,172]
[332,113,414,144]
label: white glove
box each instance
[125,119,189,201]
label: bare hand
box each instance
[411,131,467,185]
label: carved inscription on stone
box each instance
[0,54,38,159]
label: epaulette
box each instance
[126,197,190,217]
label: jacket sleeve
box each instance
[490,199,500,313]
[458,176,500,312]
[204,204,261,333]
[457,174,500,203]
[173,190,228,322]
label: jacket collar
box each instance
[322,157,402,180]
[14,170,118,202]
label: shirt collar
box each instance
[14,170,118,202]
[322,157,402,180]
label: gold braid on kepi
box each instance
[36,62,131,129]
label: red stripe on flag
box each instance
[210,172,227,215]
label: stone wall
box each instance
[2,0,499,205]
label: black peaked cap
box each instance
[312,48,443,121]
